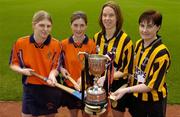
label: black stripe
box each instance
[17,49,24,68]
[112,31,123,49]
[118,36,130,69]
[136,41,143,67]
[156,49,171,71]
[57,51,65,72]
[155,49,168,58]
[50,52,56,70]
[122,49,128,71]
[96,32,103,47]
[148,92,153,101]
[9,46,14,65]
[141,39,162,71]
[103,41,108,55]
[135,40,142,53]
[128,46,134,74]
[153,60,168,89]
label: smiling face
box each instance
[139,20,160,41]
[71,18,87,39]
[33,19,52,40]
[102,6,117,31]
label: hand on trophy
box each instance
[109,84,128,101]
[97,75,106,87]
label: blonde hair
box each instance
[32,10,52,24]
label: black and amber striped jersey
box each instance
[93,31,134,80]
[132,36,171,101]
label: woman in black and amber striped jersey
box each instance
[94,1,134,117]
[111,10,171,117]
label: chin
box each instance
[41,34,48,39]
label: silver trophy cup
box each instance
[78,52,109,115]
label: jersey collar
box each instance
[30,34,51,48]
[69,35,88,48]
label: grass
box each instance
[0,0,180,104]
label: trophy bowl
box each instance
[77,52,109,115]
[88,54,107,77]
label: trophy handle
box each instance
[78,51,88,62]
[102,54,111,61]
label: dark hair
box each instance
[70,11,87,24]
[99,1,123,36]
[139,10,162,27]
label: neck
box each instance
[34,35,45,44]
[105,27,116,40]
[144,36,157,48]
[73,35,85,43]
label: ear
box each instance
[157,25,161,31]
[32,22,35,29]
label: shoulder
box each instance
[17,36,30,42]
[156,43,170,58]
[51,37,60,43]
[88,38,95,43]
[60,38,69,44]
[50,37,61,45]
[94,31,102,40]
[15,36,30,46]
[135,39,142,46]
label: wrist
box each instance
[127,87,132,93]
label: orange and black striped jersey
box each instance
[93,31,134,80]
[9,35,61,85]
[61,35,96,87]
[132,36,171,101]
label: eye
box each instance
[109,13,115,17]
[47,25,51,28]
[147,24,154,28]
[80,24,85,27]
[73,24,78,27]
[39,24,45,28]
[140,24,145,28]
[102,13,107,17]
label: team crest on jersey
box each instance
[47,51,52,59]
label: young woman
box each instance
[9,10,63,117]
[94,1,134,117]
[111,10,171,117]
[59,11,96,117]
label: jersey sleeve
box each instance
[9,40,21,66]
[145,49,171,90]
[119,37,134,75]
[52,41,62,70]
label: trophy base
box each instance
[84,103,107,115]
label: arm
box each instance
[111,84,151,101]
[116,39,134,80]
[10,64,34,76]
[114,70,128,79]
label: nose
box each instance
[142,26,148,32]
[44,26,48,31]
[76,26,81,31]
[105,15,110,20]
